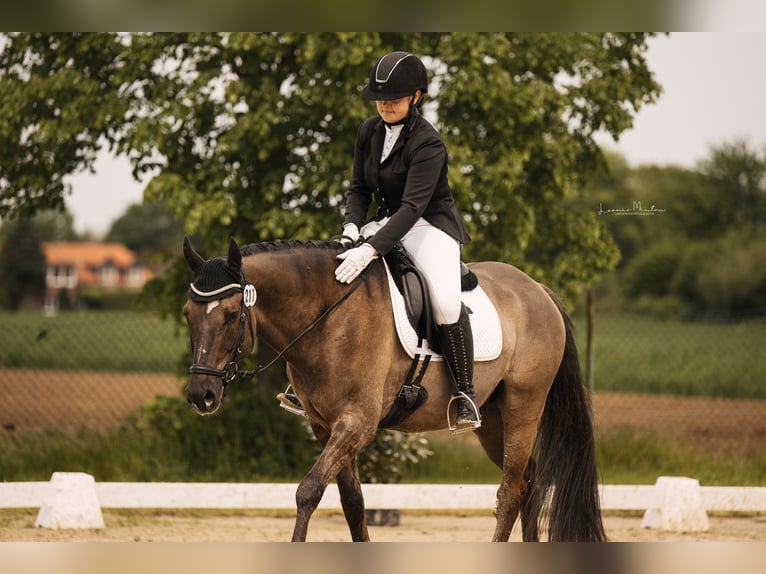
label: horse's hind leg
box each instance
[474,391,541,542]
[292,415,374,542]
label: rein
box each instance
[241,261,375,378]
[190,256,375,385]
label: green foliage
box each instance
[358,431,433,484]
[623,241,682,299]
[588,140,766,318]
[693,232,766,316]
[126,382,317,482]
[0,383,317,482]
[5,421,763,486]
[0,32,661,310]
[104,199,186,256]
[400,433,501,484]
[0,219,46,309]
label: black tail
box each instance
[522,289,607,542]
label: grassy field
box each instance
[0,311,187,372]
[571,312,766,399]
[1,309,763,398]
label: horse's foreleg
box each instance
[336,462,369,541]
[292,415,373,542]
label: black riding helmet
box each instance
[362,51,428,101]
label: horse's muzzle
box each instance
[185,378,223,415]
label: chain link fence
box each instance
[1,309,764,458]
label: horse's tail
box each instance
[522,287,607,542]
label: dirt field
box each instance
[3,369,766,441]
[0,509,765,542]
[1,370,764,543]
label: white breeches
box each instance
[361,217,462,325]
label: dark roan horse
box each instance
[182,236,606,542]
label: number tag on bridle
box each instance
[243,284,257,307]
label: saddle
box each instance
[379,243,479,428]
[383,243,478,353]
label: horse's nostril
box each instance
[204,390,216,409]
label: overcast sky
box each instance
[65,32,766,236]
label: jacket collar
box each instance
[371,109,420,163]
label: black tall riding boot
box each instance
[438,305,481,432]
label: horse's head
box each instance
[182,236,256,415]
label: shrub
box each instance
[623,242,682,299]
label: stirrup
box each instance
[276,385,307,418]
[447,392,481,434]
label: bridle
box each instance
[188,274,257,386]
[188,258,374,387]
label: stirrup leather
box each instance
[447,391,481,434]
[276,384,307,418]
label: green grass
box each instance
[572,313,766,399]
[2,309,763,396]
[3,425,762,486]
[595,427,766,486]
[0,310,186,372]
[1,309,764,398]
[398,429,765,486]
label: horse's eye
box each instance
[225,310,240,324]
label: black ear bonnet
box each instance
[189,256,245,302]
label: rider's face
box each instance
[376,91,420,124]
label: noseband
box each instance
[189,277,257,386]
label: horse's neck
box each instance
[244,250,345,351]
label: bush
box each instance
[623,242,681,299]
[79,287,143,311]
[358,431,432,484]
[694,240,766,317]
[127,380,318,481]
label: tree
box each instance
[0,32,661,309]
[587,140,766,318]
[104,199,185,255]
[0,219,46,309]
[698,139,766,233]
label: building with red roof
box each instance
[42,242,154,312]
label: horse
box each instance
[182,236,606,542]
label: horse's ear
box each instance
[227,236,242,271]
[183,236,205,275]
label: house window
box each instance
[64,266,77,288]
[47,265,77,288]
[127,266,144,287]
[100,263,119,286]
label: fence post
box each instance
[641,476,709,532]
[586,287,595,401]
[34,472,105,529]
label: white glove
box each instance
[340,223,360,246]
[335,243,378,284]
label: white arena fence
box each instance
[1,473,764,532]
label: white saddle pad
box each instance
[383,261,503,362]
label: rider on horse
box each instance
[281,51,480,432]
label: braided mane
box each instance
[240,238,344,257]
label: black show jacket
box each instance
[343,111,471,256]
